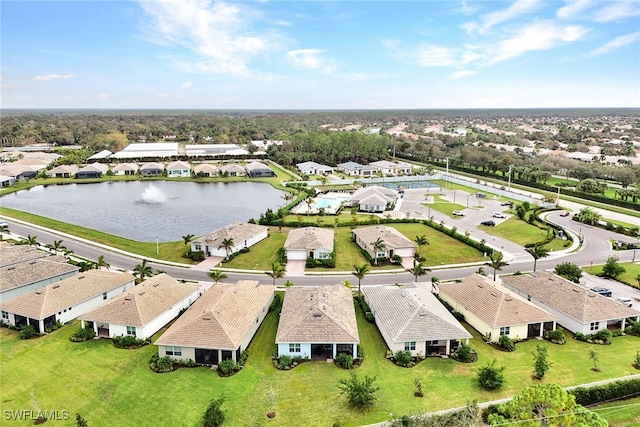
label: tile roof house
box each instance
[191,222,269,259]
[47,165,79,178]
[166,160,191,178]
[347,186,398,212]
[155,280,274,365]
[218,163,246,177]
[502,271,639,334]
[193,163,219,177]
[0,270,135,333]
[368,160,413,176]
[75,163,109,179]
[80,273,200,340]
[438,274,558,342]
[352,225,416,262]
[140,162,165,177]
[283,227,334,261]
[363,283,472,356]
[245,161,275,178]
[112,163,139,176]
[296,161,334,176]
[276,285,360,359]
[336,161,379,177]
[0,164,40,180]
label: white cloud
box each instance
[488,22,588,64]
[593,0,640,22]
[449,69,478,79]
[556,0,594,19]
[180,81,193,89]
[138,0,275,77]
[97,93,110,99]
[34,73,75,81]
[465,0,540,34]
[417,46,455,67]
[589,31,640,56]
[285,49,336,73]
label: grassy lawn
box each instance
[423,194,470,219]
[482,216,550,247]
[591,396,640,426]
[1,307,639,427]
[222,227,289,270]
[584,262,640,290]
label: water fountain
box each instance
[141,183,168,204]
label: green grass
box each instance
[482,216,550,246]
[591,396,640,426]
[2,309,639,427]
[222,228,288,270]
[583,262,640,290]
[423,194,470,219]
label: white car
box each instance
[615,297,633,307]
[452,210,465,216]
[492,212,507,219]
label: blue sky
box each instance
[2,0,639,109]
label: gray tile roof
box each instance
[284,227,334,251]
[155,280,273,349]
[0,244,50,268]
[352,225,416,250]
[167,160,191,170]
[439,274,557,328]
[502,271,638,323]
[348,186,397,204]
[0,255,79,292]
[195,222,268,247]
[276,285,359,344]
[244,161,272,172]
[363,284,471,342]
[80,273,198,327]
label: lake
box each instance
[0,181,284,242]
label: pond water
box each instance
[0,181,284,242]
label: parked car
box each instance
[590,286,612,297]
[493,212,506,219]
[500,201,513,207]
[452,210,465,216]
[560,211,570,217]
[615,296,633,307]
[0,221,8,228]
[480,220,496,227]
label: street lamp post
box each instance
[156,236,159,255]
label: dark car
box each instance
[480,220,496,227]
[500,201,513,206]
[591,286,612,297]
[560,211,570,217]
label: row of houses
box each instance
[296,160,414,177]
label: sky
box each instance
[1,0,639,109]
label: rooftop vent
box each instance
[477,283,484,288]
[78,276,85,280]
[7,267,15,271]
[139,291,145,296]
[29,261,36,265]
[572,288,580,293]
[153,283,159,287]
[505,296,513,301]
[202,315,211,320]
[491,291,498,297]
[53,285,60,289]
[124,295,133,301]
[35,290,43,294]
[313,312,322,318]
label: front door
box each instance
[527,323,541,338]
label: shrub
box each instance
[625,319,640,336]
[202,396,225,427]
[338,373,379,411]
[269,293,283,313]
[149,354,175,373]
[545,329,565,345]
[20,324,38,339]
[112,335,149,348]
[498,334,515,351]
[570,379,640,406]
[452,343,474,363]
[218,359,237,376]
[576,329,613,345]
[45,321,63,333]
[478,360,505,390]
[70,327,96,342]
[633,351,640,370]
[335,353,354,369]
[394,350,412,367]
[238,350,249,366]
[277,355,293,370]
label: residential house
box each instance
[193,163,219,177]
[0,164,39,180]
[0,270,135,333]
[47,165,79,178]
[347,186,398,212]
[296,161,334,176]
[363,283,471,356]
[336,161,379,177]
[438,274,558,343]
[245,161,275,178]
[352,225,416,262]
[502,271,639,334]
[140,162,165,177]
[191,222,269,258]
[218,164,246,177]
[166,160,191,178]
[112,163,139,176]
[75,163,109,179]
[276,285,360,359]
[155,280,274,364]
[80,273,199,340]
[368,160,413,176]
[284,227,334,261]
[0,175,15,187]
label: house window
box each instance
[103,292,107,300]
[590,322,599,331]
[427,340,438,346]
[376,250,386,258]
[1,311,8,320]
[500,326,510,336]
[289,343,301,353]
[165,346,182,356]
[194,244,201,251]
[404,342,416,351]
[126,326,136,336]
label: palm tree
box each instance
[182,234,195,246]
[266,261,285,286]
[79,261,96,272]
[408,260,430,282]
[49,239,65,255]
[133,259,153,283]
[218,238,235,261]
[0,224,9,241]
[95,255,110,270]
[370,237,386,266]
[22,234,38,247]
[414,235,429,260]
[352,263,370,296]
[485,251,508,281]
[526,245,549,272]
[207,269,227,284]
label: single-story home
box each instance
[245,161,275,177]
[155,280,274,365]
[336,161,379,177]
[363,283,472,356]
[0,270,135,333]
[219,164,246,177]
[47,165,79,178]
[352,225,416,262]
[75,163,109,179]
[347,186,398,212]
[0,175,15,187]
[140,162,165,177]
[438,274,558,343]
[501,271,640,334]
[191,222,269,258]
[80,273,200,340]
[276,285,360,359]
[0,164,40,180]
[296,161,334,176]
[193,163,219,177]
[166,160,191,178]
[368,160,413,176]
[284,227,334,261]
[112,163,139,176]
